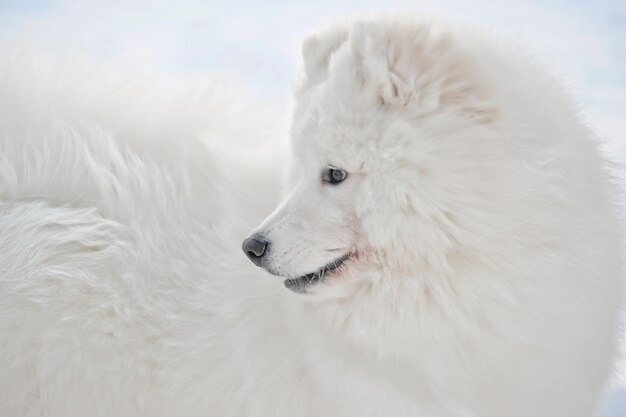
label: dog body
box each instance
[0,17,623,417]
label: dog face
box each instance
[244,18,508,296]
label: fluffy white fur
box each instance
[0,16,623,417]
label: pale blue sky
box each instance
[0,1,624,414]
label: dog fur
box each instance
[0,16,623,417]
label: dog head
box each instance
[244,17,515,299]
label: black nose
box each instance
[242,235,268,267]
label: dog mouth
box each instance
[283,253,351,294]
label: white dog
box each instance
[0,15,623,417]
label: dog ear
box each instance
[299,25,348,91]
[349,21,412,106]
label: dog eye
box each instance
[322,167,348,185]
